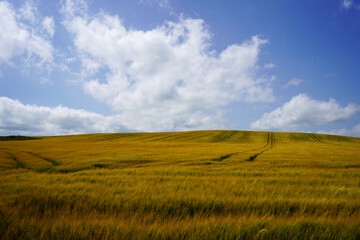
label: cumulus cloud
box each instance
[318,124,360,137]
[60,0,88,18]
[0,97,128,136]
[284,78,302,88]
[343,0,353,9]
[19,0,38,24]
[251,94,359,131]
[139,0,170,8]
[0,1,53,66]
[42,16,55,37]
[39,77,52,85]
[0,97,221,135]
[60,0,274,131]
[264,63,275,69]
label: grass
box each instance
[0,130,359,239]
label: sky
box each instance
[0,0,359,136]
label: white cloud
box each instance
[39,77,52,85]
[19,0,38,24]
[0,97,128,136]
[61,0,275,131]
[251,94,359,131]
[0,1,53,66]
[60,0,88,18]
[0,97,220,135]
[42,16,55,37]
[343,0,353,9]
[157,0,170,8]
[318,124,360,137]
[284,78,302,88]
[139,0,170,8]
[264,63,275,69]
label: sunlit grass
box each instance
[0,130,359,239]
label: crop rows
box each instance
[0,130,359,239]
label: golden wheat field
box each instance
[0,130,359,239]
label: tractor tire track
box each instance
[3,151,27,169]
[216,132,275,162]
[27,152,60,166]
[1,150,60,172]
[210,132,275,163]
[308,133,322,143]
[245,132,275,162]
[211,132,267,162]
[212,153,237,162]
[211,130,238,142]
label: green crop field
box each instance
[0,130,359,239]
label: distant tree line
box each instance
[0,135,40,141]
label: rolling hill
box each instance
[0,131,359,239]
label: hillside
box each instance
[0,131,359,239]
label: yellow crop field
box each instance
[0,130,359,239]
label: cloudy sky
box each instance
[0,0,359,136]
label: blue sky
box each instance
[0,0,359,136]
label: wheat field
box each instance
[0,131,359,239]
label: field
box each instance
[0,130,359,239]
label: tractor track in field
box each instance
[308,133,322,143]
[27,152,60,166]
[212,153,237,161]
[245,132,275,162]
[211,132,276,162]
[1,149,60,172]
[211,130,238,142]
[2,151,27,169]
